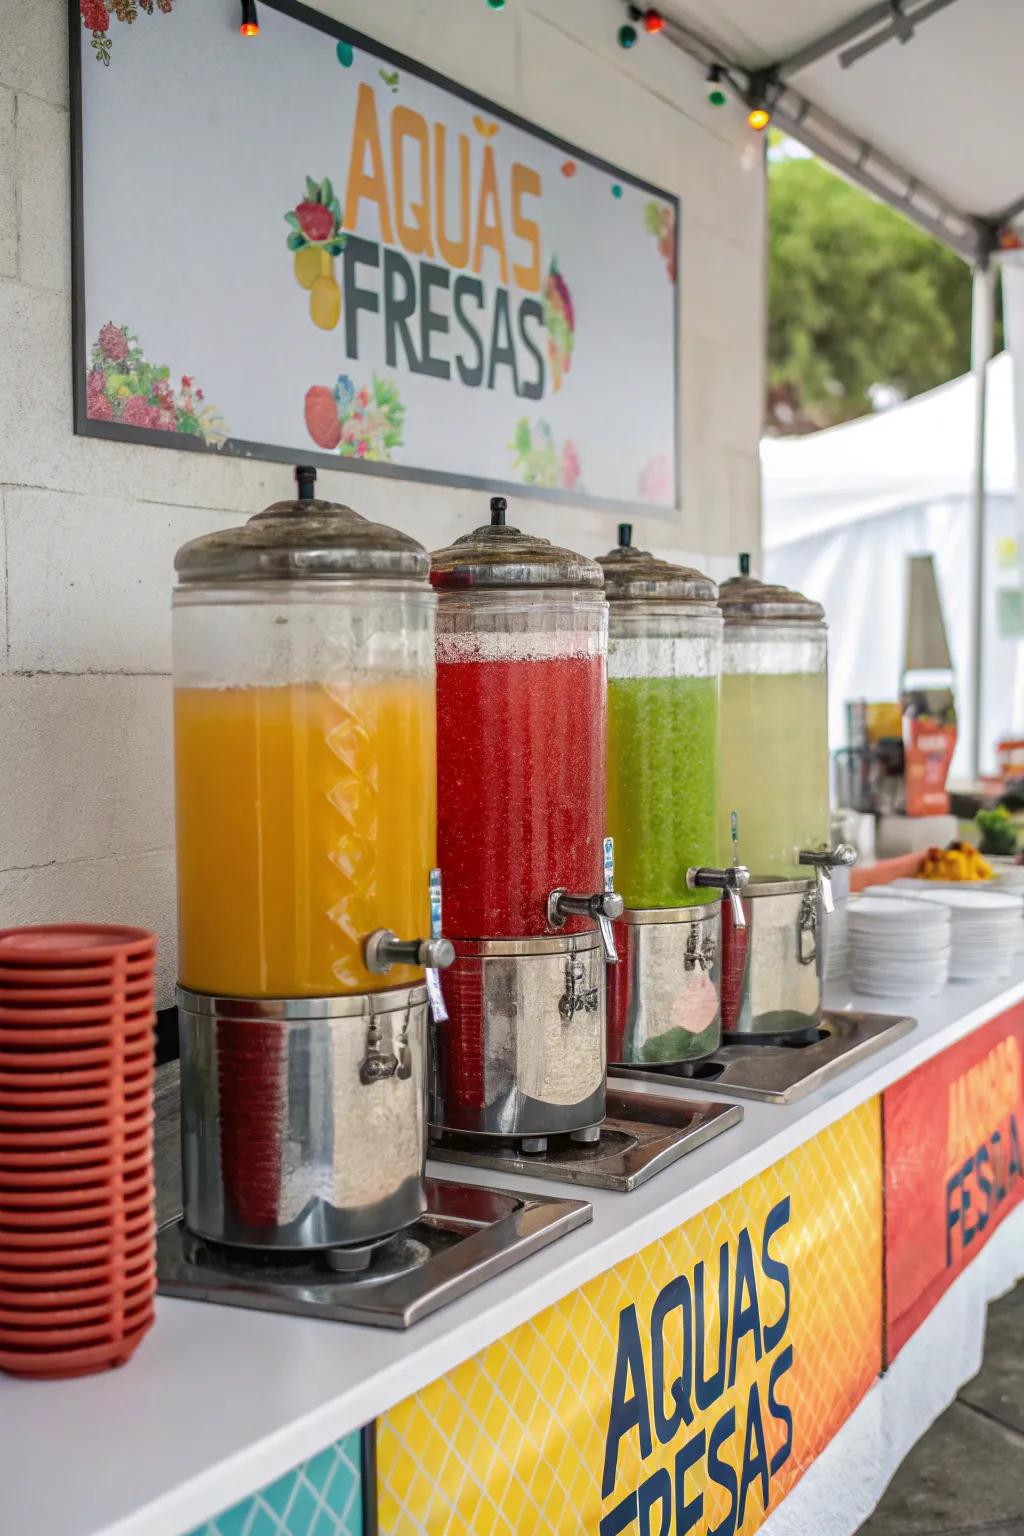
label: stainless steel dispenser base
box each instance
[614,1008,915,1104]
[608,902,722,1069]
[156,1178,591,1330]
[428,1088,742,1191]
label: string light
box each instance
[747,105,771,131]
[642,8,664,31]
[239,0,259,36]
[617,23,638,48]
[706,66,728,107]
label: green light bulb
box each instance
[617,23,638,48]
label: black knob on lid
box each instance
[739,551,751,576]
[295,465,317,502]
[490,495,507,527]
[618,523,633,549]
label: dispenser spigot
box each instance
[547,889,625,964]
[686,865,751,929]
[798,843,857,915]
[364,930,456,976]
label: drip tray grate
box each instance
[428,1090,742,1191]
[614,1009,915,1104]
[157,1177,591,1329]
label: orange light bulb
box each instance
[240,21,259,34]
[748,106,770,131]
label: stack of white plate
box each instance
[847,895,951,998]
[991,868,1024,951]
[892,875,1024,956]
[824,901,850,980]
[889,886,1021,980]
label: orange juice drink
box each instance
[174,678,436,996]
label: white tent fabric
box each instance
[761,354,1020,777]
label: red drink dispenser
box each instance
[429,497,621,1150]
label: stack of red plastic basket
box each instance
[0,924,157,1379]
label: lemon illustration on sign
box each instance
[284,176,346,331]
[311,274,342,331]
[294,247,322,288]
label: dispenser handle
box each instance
[547,889,624,964]
[686,864,751,930]
[798,844,858,917]
[364,930,456,976]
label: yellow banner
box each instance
[378,1098,882,1535]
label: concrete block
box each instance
[16,93,69,294]
[0,0,68,105]
[4,487,247,673]
[0,88,16,281]
[683,221,763,353]
[726,448,762,563]
[0,848,178,1006]
[526,0,748,151]
[0,673,173,870]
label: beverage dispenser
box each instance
[172,477,452,1251]
[717,560,854,1038]
[598,527,748,1068]
[429,496,621,1151]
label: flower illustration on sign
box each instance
[510,419,582,491]
[285,177,347,331]
[542,258,575,394]
[79,0,172,67]
[85,322,227,444]
[644,200,676,282]
[304,374,405,461]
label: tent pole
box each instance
[969,262,994,779]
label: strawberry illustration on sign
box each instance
[284,176,347,330]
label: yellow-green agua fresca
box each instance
[606,673,719,908]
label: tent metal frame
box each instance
[652,0,1010,774]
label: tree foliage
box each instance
[768,155,981,431]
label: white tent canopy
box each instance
[761,353,1020,777]
[762,353,1017,551]
[659,0,1024,254]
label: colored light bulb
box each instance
[643,9,664,32]
[618,23,638,48]
[748,106,771,131]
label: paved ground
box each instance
[859,1283,1024,1535]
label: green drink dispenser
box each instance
[599,527,749,1069]
[717,559,855,1039]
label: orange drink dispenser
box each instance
[171,473,452,1253]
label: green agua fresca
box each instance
[606,672,719,908]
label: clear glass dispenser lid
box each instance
[174,466,430,585]
[430,496,604,591]
[718,553,824,626]
[597,523,718,606]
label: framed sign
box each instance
[71,0,680,512]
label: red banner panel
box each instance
[884,1003,1024,1360]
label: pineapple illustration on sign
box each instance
[284,176,347,330]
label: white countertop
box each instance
[5,962,1024,1536]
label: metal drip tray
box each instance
[614,1008,915,1104]
[156,1178,590,1329]
[428,1089,742,1191]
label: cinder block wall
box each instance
[0,0,765,1004]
